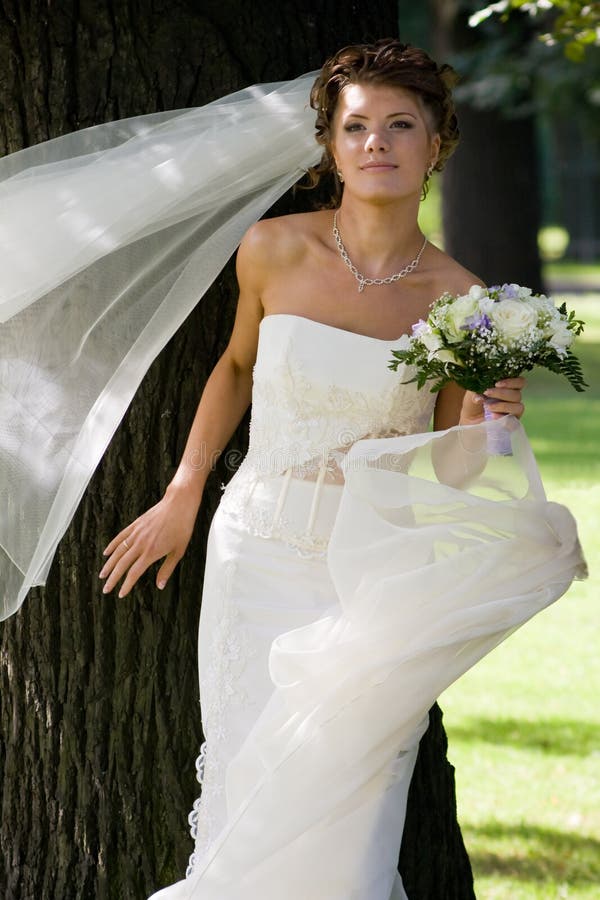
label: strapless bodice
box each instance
[220,314,436,554]
[248,315,434,471]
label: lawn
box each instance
[440,295,600,899]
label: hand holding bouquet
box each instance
[389,283,587,454]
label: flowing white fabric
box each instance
[152,426,585,900]
[149,315,585,899]
[0,74,320,619]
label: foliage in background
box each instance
[470,0,600,60]
[450,1,600,136]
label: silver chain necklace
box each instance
[332,211,428,294]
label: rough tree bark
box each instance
[0,2,474,897]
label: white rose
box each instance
[479,295,496,315]
[547,320,573,353]
[489,299,538,344]
[420,330,443,353]
[443,295,480,342]
[544,300,563,320]
[468,284,486,300]
[516,284,532,299]
[521,294,539,308]
[524,294,556,322]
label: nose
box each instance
[364,130,390,153]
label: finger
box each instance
[483,387,522,403]
[494,377,527,390]
[156,552,182,591]
[99,536,135,579]
[103,526,136,557]
[102,546,142,594]
[115,557,154,598]
[484,400,525,419]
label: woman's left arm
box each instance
[434,377,527,431]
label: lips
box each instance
[360,162,397,170]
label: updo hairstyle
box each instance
[308,39,460,205]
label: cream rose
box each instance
[443,295,481,342]
[420,330,444,354]
[489,299,538,344]
[547,320,573,353]
[468,284,486,301]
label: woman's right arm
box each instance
[99,222,270,598]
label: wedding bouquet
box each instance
[389,283,587,453]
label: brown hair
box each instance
[307,39,460,206]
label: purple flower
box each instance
[412,319,429,336]
[461,312,491,332]
[500,283,519,299]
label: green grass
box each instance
[440,295,600,899]
[419,177,443,248]
[545,262,600,283]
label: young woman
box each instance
[0,37,580,900]
[97,41,538,899]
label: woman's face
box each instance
[330,82,440,204]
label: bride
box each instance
[90,40,579,900]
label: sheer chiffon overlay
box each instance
[149,316,585,900]
[0,74,319,619]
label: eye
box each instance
[344,122,365,132]
[390,120,413,129]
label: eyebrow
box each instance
[343,111,417,120]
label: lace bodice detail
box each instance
[220,314,436,553]
[248,315,433,473]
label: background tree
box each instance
[470,0,600,61]
[466,0,600,263]
[399,0,600,285]
[429,0,545,290]
[0,2,473,898]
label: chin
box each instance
[352,186,420,204]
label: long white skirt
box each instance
[149,423,585,900]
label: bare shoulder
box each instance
[425,243,484,298]
[236,211,327,295]
[228,211,328,368]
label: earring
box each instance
[337,170,344,183]
[426,163,435,178]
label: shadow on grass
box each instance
[465,821,600,884]
[448,717,600,756]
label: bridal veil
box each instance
[0,73,320,619]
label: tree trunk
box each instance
[432,0,544,293]
[0,3,473,897]
[443,103,544,292]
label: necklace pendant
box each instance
[332,211,428,295]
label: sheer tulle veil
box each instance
[0,73,320,620]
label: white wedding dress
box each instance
[149,313,585,900]
[0,67,585,900]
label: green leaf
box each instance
[565,40,586,61]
